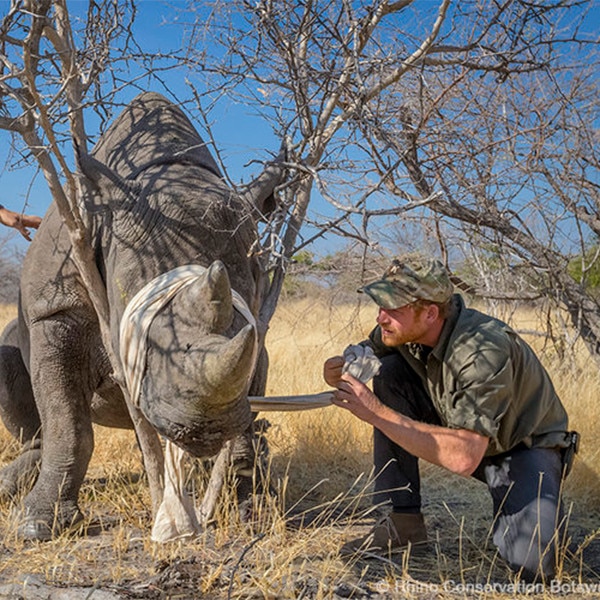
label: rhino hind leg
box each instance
[0,344,42,499]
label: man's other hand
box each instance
[323,355,344,387]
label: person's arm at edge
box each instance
[0,204,42,241]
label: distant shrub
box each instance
[568,246,600,292]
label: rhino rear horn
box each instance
[203,324,256,403]
[181,261,233,334]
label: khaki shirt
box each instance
[369,295,569,456]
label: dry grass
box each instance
[0,298,598,598]
[0,304,17,329]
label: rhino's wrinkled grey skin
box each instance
[0,93,278,540]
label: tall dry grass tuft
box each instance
[0,304,17,329]
[0,297,598,597]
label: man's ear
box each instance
[426,303,440,322]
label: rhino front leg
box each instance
[18,316,95,541]
[0,341,42,498]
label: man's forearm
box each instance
[331,373,489,476]
[369,404,489,477]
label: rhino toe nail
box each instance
[18,518,54,541]
[17,508,85,542]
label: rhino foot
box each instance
[15,504,84,542]
[229,419,275,524]
[0,445,42,499]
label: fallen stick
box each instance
[247,391,333,412]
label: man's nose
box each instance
[377,308,389,324]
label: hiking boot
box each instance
[340,512,428,556]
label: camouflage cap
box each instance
[360,254,454,309]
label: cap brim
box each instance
[359,280,416,309]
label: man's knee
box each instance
[373,354,437,422]
[494,496,563,581]
[485,447,564,580]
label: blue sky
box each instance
[0,0,283,251]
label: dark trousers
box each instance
[372,354,565,580]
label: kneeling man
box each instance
[324,254,576,581]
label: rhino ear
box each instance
[180,261,234,333]
[239,139,289,219]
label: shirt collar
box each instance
[430,294,464,361]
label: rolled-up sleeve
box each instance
[445,346,513,447]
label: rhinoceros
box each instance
[0,92,285,540]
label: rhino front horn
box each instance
[203,324,256,403]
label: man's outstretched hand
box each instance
[331,373,384,424]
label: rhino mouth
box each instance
[142,394,253,458]
[138,323,256,458]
